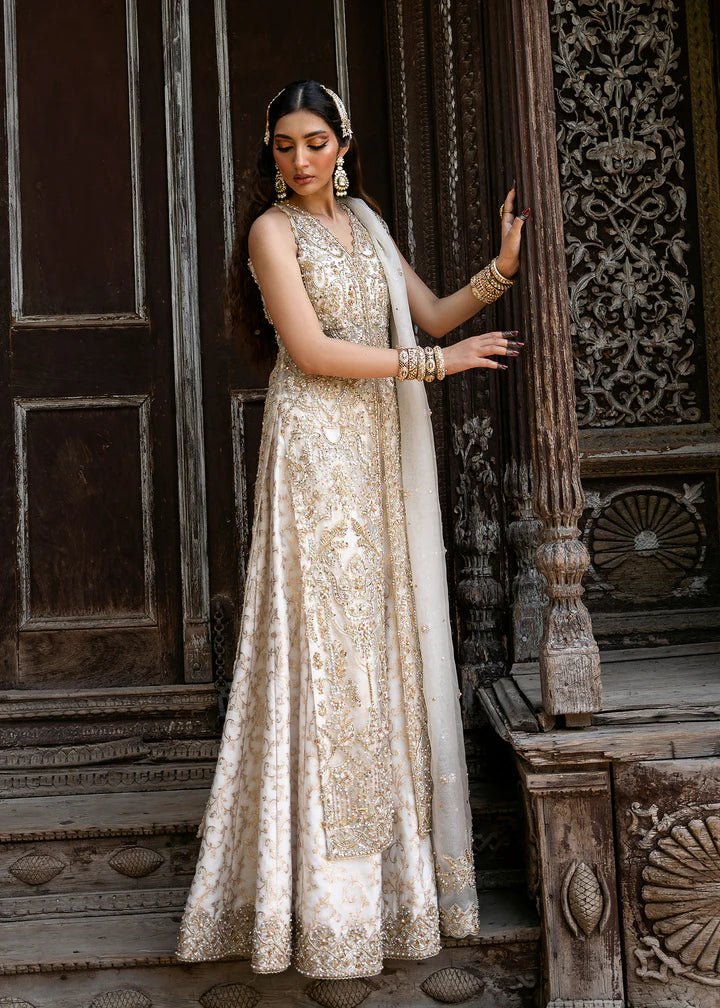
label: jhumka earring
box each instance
[274,166,288,201]
[333,155,349,197]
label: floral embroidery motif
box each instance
[435,848,477,894]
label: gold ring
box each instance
[499,202,505,223]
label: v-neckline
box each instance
[287,200,357,258]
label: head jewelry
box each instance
[264,83,352,146]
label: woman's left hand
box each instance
[495,183,530,279]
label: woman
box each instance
[176,79,528,979]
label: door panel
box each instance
[0,0,182,688]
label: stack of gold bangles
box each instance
[397,345,446,382]
[469,257,514,304]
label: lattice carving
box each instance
[0,1000,37,1008]
[420,967,484,1003]
[8,854,64,886]
[561,861,610,939]
[89,992,151,1008]
[108,845,164,879]
[305,979,372,1008]
[199,983,260,1008]
[584,483,707,602]
[635,807,720,986]
[551,0,703,428]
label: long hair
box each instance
[226,80,382,362]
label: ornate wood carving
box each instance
[551,0,702,429]
[452,416,504,698]
[199,983,261,1008]
[305,979,372,1008]
[420,967,484,1003]
[509,0,601,718]
[505,462,546,662]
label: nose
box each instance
[293,147,310,170]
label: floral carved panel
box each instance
[550,0,709,429]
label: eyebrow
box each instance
[274,130,329,141]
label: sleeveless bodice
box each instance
[249,199,390,366]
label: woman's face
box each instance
[272,109,348,198]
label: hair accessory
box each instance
[264,86,287,145]
[274,166,288,201]
[333,154,350,196]
[263,83,352,146]
[318,84,352,141]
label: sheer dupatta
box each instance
[345,197,480,937]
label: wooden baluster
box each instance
[508,0,602,724]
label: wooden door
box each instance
[190,0,394,706]
[0,0,185,690]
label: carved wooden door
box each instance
[549,0,720,645]
[0,0,186,690]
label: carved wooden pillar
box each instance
[508,0,601,722]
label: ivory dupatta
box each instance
[346,197,480,937]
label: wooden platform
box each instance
[482,641,720,763]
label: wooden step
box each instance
[0,886,539,975]
[0,789,207,842]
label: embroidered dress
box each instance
[176,198,478,978]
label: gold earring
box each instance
[333,154,349,197]
[274,166,288,201]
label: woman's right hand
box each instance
[442,330,523,375]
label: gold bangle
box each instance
[397,347,410,381]
[470,257,514,304]
[423,345,436,381]
[416,346,427,381]
[433,345,446,381]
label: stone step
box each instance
[0,886,539,975]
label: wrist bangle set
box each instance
[470,257,514,304]
[397,345,446,382]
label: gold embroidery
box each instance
[176,902,441,978]
[439,903,481,938]
[435,848,477,893]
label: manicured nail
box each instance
[520,207,531,220]
[499,363,509,370]
[511,177,516,189]
[502,330,520,337]
[508,341,524,349]
[507,350,521,357]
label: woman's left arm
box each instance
[400,185,530,339]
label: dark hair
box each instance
[226,80,382,362]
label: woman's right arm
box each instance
[248,211,514,379]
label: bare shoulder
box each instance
[249,205,295,254]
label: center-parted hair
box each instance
[226,79,381,362]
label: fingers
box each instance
[470,330,524,369]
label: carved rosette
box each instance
[584,484,707,603]
[420,967,484,1003]
[631,803,720,987]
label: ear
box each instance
[338,141,350,159]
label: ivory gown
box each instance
[176,197,477,979]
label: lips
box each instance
[294,175,314,183]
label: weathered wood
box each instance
[614,758,720,1007]
[508,0,601,718]
[490,678,540,733]
[520,765,625,1006]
